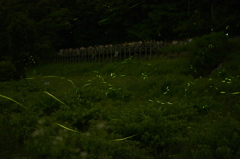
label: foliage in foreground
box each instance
[1,38,240,159]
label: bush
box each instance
[188,32,229,78]
[0,61,20,82]
[188,115,240,159]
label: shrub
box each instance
[0,61,20,81]
[188,32,229,78]
[170,113,240,159]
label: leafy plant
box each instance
[188,32,229,78]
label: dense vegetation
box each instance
[0,0,240,157]
[1,34,240,158]
[0,0,240,76]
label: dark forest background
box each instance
[0,0,239,72]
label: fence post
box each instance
[101,45,104,62]
[149,41,152,61]
[125,43,127,59]
[139,41,142,60]
[144,42,147,60]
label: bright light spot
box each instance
[141,73,148,80]
[164,86,169,94]
[111,73,116,78]
[83,83,91,87]
[208,44,214,48]
[232,92,240,95]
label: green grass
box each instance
[1,37,240,159]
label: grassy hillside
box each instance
[1,33,240,158]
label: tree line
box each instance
[0,0,239,75]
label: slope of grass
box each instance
[0,36,240,159]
